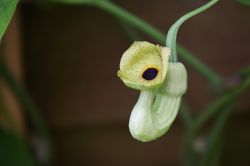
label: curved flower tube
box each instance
[128,62,187,142]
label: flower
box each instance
[118,41,187,142]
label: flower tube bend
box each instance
[129,62,187,142]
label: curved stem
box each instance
[166,0,218,62]
[181,75,250,166]
[179,102,193,130]
[0,60,48,136]
[0,58,54,165]
[194,77,250,131]
[200,103,234,166]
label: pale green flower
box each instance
[117,0,218,142]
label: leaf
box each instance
[0,0,18,41]
[237,0,250,6]
[0,129,35,166]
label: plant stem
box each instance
[199,103,234,166]
[166,0,218,62]
[0,60,48,136]
[182,76,250,166]
[118,20,141,42]
[179,102,193,130]
[0,93,19,133]
[94,0,164,41]
[194,77,250,131]
[0,59,54,165]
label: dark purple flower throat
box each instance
[142,68,158,80]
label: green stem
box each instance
[0,93,19,133]
[194,77,250,131]
[199,104,234,166]
[166,0,218,62]
[181,124,197,166]
[0,58,54,165]
[0,60,48,136]
[179,102,193,130]
[94,0,164,42]
[118,20,141,42]
[182,76,250,166]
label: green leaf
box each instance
[0,0,18,41]
[0,129,35,166]
[237,0,250,6]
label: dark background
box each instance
[5,0,249,165]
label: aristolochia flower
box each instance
[117,0,218,142]
[118,41,187,142]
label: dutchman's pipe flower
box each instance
[117,0,218,142]
[118,41,187,142]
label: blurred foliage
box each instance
[0,0,18,40]
[237,0,250,6]
[0,129,35,166]
[0,1,37,166]
[0,57,52,165]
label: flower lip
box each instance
[142,68,158,80]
